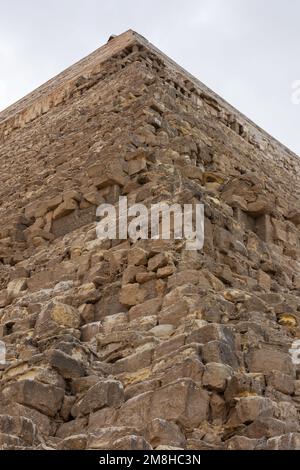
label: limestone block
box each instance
[202,362,233,392]
[35,302,81,338]
[2,380,64,417]
[71,380,124,417]
[145,418,186,449]
[119,283,146,306]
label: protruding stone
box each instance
[119,284,146,306]
[71,380,124,417]
[2,380,64,417]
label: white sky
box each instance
[0,0,299,156]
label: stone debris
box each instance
[0,30,299,450]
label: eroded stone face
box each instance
[0,30,300,450]
[2,380,65,418]
[34,301,81,338]
[71,379,125,417]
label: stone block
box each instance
[2,380,64,417]
[71,380,124,417]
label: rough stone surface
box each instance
[0,30,299,450]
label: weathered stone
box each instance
[225,373,265,403]
[158,299,189,326]
[129,298,162,321]
[87,164,126,187]
[149,324,175,338]
[241,418,288,439]
[114,349,154,374]
[48,349,85,379]
[71,376,101,395]
[102,312,128,333]
[150,379,209,429]
[0,415,38,446]
[53,199,78,220]
[58,434,88,450]
[60,395,76,421]
[71,380,124,417]
[118,379,209,429]
[294,381,300,396]
[168,270,200,288]
[226,436,264,450]
[35,302,81,338]
[246,347,295,376]
[210,393,227,424]
[266,433,300,450]
[202,341,239,369]
[56,417,88,439]
[0,290,9,308]
[81,321,102,342]
[128,247,148,266]
[257,270,271,291]
[188,323,235,346]
[128,156,147,175]
[6,278,27,299]
[2,380,64,417]
[0,403,51,437]
[111,435,152,450]
[75,282,100,304]
[1,30,300,451]
[136,271,156,283]
[145,418,186,449]
[202,363,233,392]
[266,371,294,395]
[148,253,171,272]
[121,265,143,285]
[227,396,276,427]
[87,408,117,432]
[119,284,146,306]
[182,165,204,182]
[0,433,23,448]
[78,303,95,324]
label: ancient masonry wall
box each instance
[0,30,299,450]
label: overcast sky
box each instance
[0,0,299,156]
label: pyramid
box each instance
[0,30,300,450]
